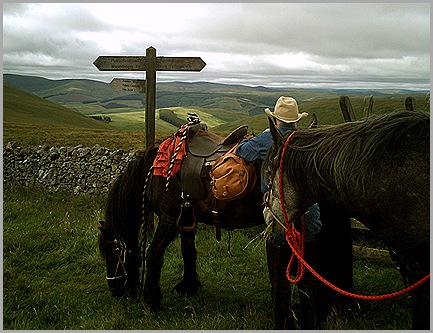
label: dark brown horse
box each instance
[98,123,265,312]
[264,110,430,329]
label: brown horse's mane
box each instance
[267,111,429,204]
[98,147,157,258]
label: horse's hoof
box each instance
[143,300,161,313]
[174,279,202,296]
[149,304,160,314]
[144,293,162,313]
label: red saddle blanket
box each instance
[153,126,188,178]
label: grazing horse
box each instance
[264,110,430,329]
[98,122,265,312]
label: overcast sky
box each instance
[2,3,430,90]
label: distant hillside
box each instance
[1,74,341,116]
[5,74,429,117]
[3,78,429,149]
[3,83,114,130]
[4,74,429,136]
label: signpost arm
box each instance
[145,47,157,150]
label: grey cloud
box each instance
[2,3,430,90]
[191,3,429,59]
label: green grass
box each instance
[3,183,413,330]
[3,84,113,130]
[3,122,148,150]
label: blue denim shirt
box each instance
[236,123,322,242]
[236,123,295,194]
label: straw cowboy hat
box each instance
[264,96,308,123]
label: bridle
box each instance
[105,236,142,282]
[262,131,299,232]
[105,238,128,281]
[261,130,308,283]
[262,188,292,231]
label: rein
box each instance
[268,130,430,300]
[105,237,142,281]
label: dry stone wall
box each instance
[3,142,140,195]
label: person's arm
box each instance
[236,132,271,162]
[236,138,260,162]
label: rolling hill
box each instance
[3,73,429,149]
[3,83,115,130]
[5,73,429,121]
[0,73,366,117]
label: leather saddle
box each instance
[180,123,248,201]
[176,122,248,231]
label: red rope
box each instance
[278,132,304,283]
[278,130,430,300]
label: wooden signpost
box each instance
[93,46,206,149]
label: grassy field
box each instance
[3,183,413,330]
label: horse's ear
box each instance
[307,113,318,129]
[269,117,283,147]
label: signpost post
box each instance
[93,46,206,150]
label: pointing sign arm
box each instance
[93,56,146,71]
[94,56,205,72]
[110,78,146,93]
[156,57,206,71]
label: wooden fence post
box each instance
[363,95,374,118]
[405,96,416,111]
[339,96,355,122]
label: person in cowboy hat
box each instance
[236,96,308,194]
[236,96,322,329]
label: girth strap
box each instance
[176,202,198,232]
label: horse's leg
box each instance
[411,250,430,330]
[266,237,296,329]
[391,243,430,329]
[298,238,320,329]
[411,281,430,329]
[315,203,354,323]
[174,229,202,295]
[143,215,179,312]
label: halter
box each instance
[105,237,142,282]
